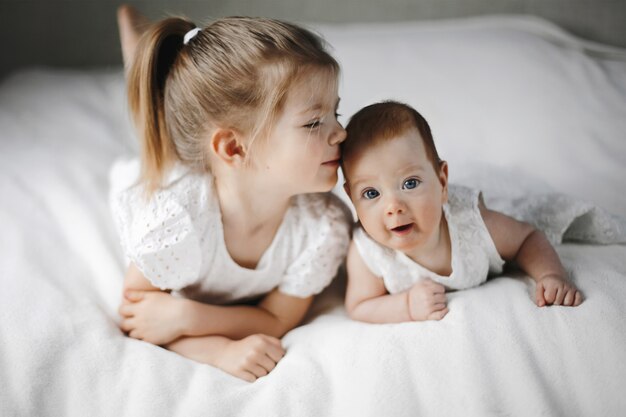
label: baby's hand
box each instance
[407,278,449,321]
[118,290,187,345]
[216,334,286,382]
[535,275,583,307]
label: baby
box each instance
[341,101,583,323]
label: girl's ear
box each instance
[209,128,247,166]
[438,160,449,203]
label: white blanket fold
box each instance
[485,192,626,245]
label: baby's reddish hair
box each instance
[342,101,441,175]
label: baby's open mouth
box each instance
[391,224,413,233]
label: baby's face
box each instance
[344,129,448,254]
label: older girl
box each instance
[112,6,350,382]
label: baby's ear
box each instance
[209,128,247,166]
[438,161,449,202]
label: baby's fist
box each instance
[535,275,583,307]
[407,278,449,321]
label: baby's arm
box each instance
[345,241,448,323]
[479,202,583,307]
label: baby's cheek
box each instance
[418,202,444,231]
[355,207,380,235]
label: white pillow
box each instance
[316,16,626,216]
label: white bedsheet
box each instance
[1,15,625,417]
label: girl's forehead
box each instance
[284,70,339,113]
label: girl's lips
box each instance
[322,158,340,167]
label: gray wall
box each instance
[1,0,625,79]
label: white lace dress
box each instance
[353,185,504,293]
[109,158,351,304]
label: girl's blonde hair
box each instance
[127,16,339,194]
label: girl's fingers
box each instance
[247,363,269,378]
[535,282,546,307]
[261,335,283,348]
[119,318,135,332]
[118,304,134,317]
[124,290,145,302]
[238,371,257,383]
[257,354,278,373]
[265,343,286,363]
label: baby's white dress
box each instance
[109,159,351,304]
[353,185,504,293]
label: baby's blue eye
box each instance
[403,178,420,189]
[363,189,380,200]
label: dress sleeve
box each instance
[278,193,352,298]
[109,159,203,291]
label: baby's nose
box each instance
[385,196,406,215]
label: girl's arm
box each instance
[123,262,162,292]
[479,201,583,306]
[175,289,314,340]
[344,241,448,323]
[119,265,313,343]
[120,265,287,382]
[164,334,285,383]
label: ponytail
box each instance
[127,17,195,195]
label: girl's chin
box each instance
[312,173,339,192]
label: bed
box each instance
[1,15,625,416]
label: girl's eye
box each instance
[403,178,421,190]
[362,189,380,200]
[304,120,321,129]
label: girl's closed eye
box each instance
[303,119,321,130]
[402,178,421,190]
[362,188,380,200]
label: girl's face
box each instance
[344,129,448,255]
[251,69,346,195]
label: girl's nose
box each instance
[328,122,347,146]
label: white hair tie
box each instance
[183,28,201,45]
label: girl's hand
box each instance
[407,278,449,321]
[535,275,583,307]
[215,334,286,382]
[118,290,187,345]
